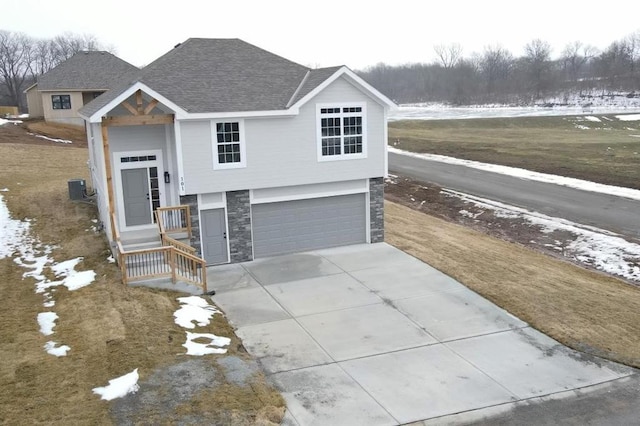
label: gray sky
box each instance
[3,0,639,70]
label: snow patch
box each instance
[44,341,70,357]
[0,188,8,192]
[0,118,23,126]
[174,296,221,329]
[27,132,72,144]
[584,116,601,122]
[92,369,140,401]
[443,189,640,282]
[38,312,58,336]
[390,147,640,201]
[574,124,590,130]
[616,114,640,121]
[183,332,230,356]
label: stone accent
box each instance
[369,177,384,243]
[180,194,201,255]
[226,190,253,262]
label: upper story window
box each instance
[52,95,71,110]
[317,104,366,161]
[212,120,246,169]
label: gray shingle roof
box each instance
[80,39,348,118]
[287,66,343,106]
[37,51,139,91]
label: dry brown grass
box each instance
[24,120,87,146]
[389,115,640,189]
[0,131,284,424]
[386,201,640,368]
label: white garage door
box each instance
[252,194,366,258]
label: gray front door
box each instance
[122,168,151,226]
[201,209,228,264]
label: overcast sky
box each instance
[3,0,639,70]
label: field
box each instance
[389,114,640,189]
[0,123,284,425]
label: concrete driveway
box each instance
[208,243,634,425]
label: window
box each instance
[318,104,366,160]
[213,121,246,169]
[52,95,71,110]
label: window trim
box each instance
[51,94,71,110]
[316,103,367,162]
[211,119,247,170]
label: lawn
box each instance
[0,124,284,424]
[389,114,640,189]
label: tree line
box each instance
[0,30,112,111]
[358,30,640,105]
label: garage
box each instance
[252,193,367,258]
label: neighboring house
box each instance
[25,51,138,126]
[79,38,394,268]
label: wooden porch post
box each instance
[101,120,118,243]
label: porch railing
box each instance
[155,206,191,236]
[113,212,207,292]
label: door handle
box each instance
[146,193,150,200]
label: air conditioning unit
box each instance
[68,179,86,200]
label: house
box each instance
[78,38,394,277]
[25,51,138,126]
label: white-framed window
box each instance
[317,103,366,161]
[211,120,246,169]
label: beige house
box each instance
[25,51,138,126]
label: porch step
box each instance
[123,240,161,252]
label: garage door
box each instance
[252,194,366,258]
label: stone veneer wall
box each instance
[226,190,253,262]
[369,177,384,243]
[180,195,201,255]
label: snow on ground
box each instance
[389,105,640,121]
[0,118,23,126]
[389,147,640,202]
[584,116,601,122]
[0,188,8,192]
[37,312,58,336]
[183,332,231,356]
[1,195,96,357]
[44,341,70,357]
[616,114,640,121]
[443,189,640,282]
[93,369,140,401]
[174,296,221,329]
[174,296,229,355]
[27,132,72,144]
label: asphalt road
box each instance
[389,152,640,239]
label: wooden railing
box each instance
[161,234,196,255]
[112,212,207,292]
[155,206,191,236]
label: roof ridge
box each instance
[286,70,311,108]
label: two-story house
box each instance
[79,38,394,270]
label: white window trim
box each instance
[316,102,367,162]
[211,119,247,170]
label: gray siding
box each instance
[180,76,386,194]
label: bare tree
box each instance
[0,30,33,110]
[434,43,462,69]
[478,45,514,100]
[524,39,552,99]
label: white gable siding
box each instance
[180,77,386,194]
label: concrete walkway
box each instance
[208,243,634,425]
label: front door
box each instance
[122,168,152,226]
[201,209,228,264]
